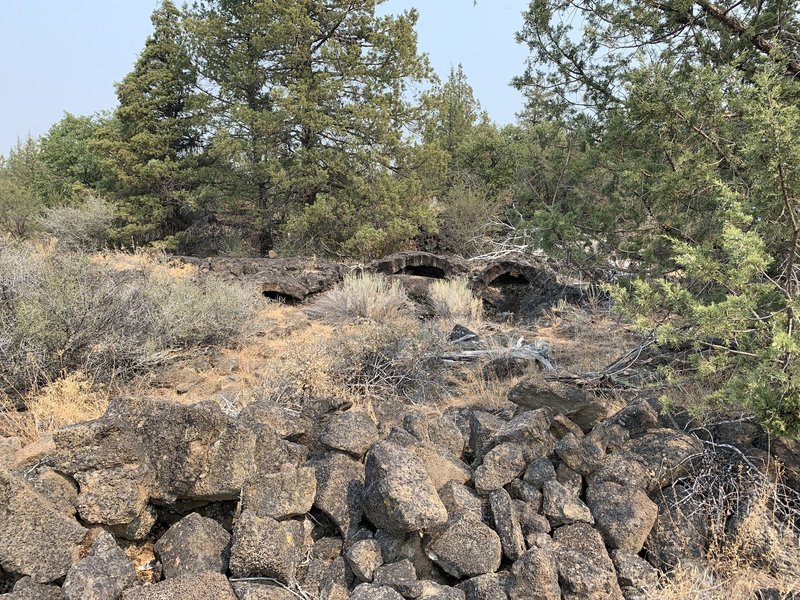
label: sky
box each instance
[0,0,531,155]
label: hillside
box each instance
[1,245,799,599]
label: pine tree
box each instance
[183,0,435,256]
[97,0,206,249]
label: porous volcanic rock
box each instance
[62,531,136,600]
[153,512,231,578]
[0,469,86,583]
[363,442,448,534]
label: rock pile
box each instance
[0,375,778,600]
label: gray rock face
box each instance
[606,400,660,437]
[588,453,654,491]
[53,418,152,527]
[121,572,237,600]
[0,469,86,583]
[229,511,305,582]
[345,539,383,582]
[23,466,78,517]
[553,522,623,600]
[373,559,423,598]
[473,443,527,493]
[428,416,465,459]
[237,401,302,440]
[231,582,296,599]
[610,550,659,591]
[318,412,379,458]
[426,515,502,578]
[350,584,406,600]
[507,379,613,432]
[317,556,351,600]
[438,482,484,523]
[2,577,64,600]
[489,489,525,562]
[241,466,316,519]
[508,546,559,600]
[457,573,510,600]
[621,429,703,488]
[153,512,231,578]
[363,442,448,534]
[312,451,364,538]
[62,531,136,600]
[522,457,556,490]
[414,444,472,491]
[513,500,550,536]
[586,482,658,552]
[418,580,466,600]
[489,410,554,458]
[104,398,262,503]
[468,412,506,459]
[555,433,605,475]
[541,480,593,527]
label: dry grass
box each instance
[305,272,409,323]
[0,372,108,442]
[428,277,483,324]
[644,445,800,600]
[533,301,641,374]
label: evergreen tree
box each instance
[40,113,105,195]
[97,0,206,249]
[183,0,435,256]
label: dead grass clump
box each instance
[428,277,482,324]
[305,272,409,323]
[26,372,108,436]
[644,442,800,599]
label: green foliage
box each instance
[96,0,208,250]
[516,0,800,435]
[183,0,435,255]
[39,113,105,193]
[0,137,58,237]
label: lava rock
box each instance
[508,545,559,600]
[318,412,379,458]
[121,572,237,600]
[586,482,658,552]
[425,515,502,578]
[373,559,423,598]
[241,466,316,519]
[363,442,447,534]
[312,451,365,538]
[350,584,406,600]
[228,511,304,582]
[62,531,136,600]
[541,480,593,527]
[0,469,86,583]
[153,513,231,578]
[489,488,525,562]
[345,539,383,582]
[473,443,527,493]
[553,522,623,600]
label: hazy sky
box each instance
[0,0,531,155]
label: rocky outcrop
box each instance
[4,383,788,599]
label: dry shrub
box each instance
[645,441,800,599]
[26,372,108,436]
[0,239,254,395]
[331,320,449,404]
[428,277,483,324]
[305,272,409,323]
[38,195,115,250]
